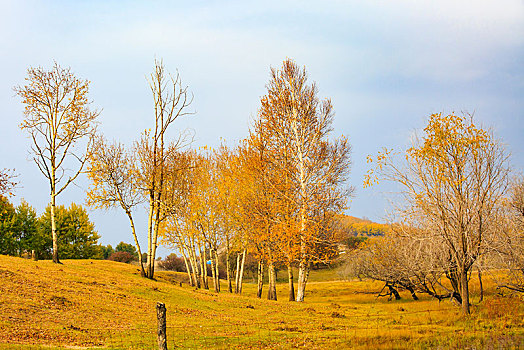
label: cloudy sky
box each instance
[1,0,523,256]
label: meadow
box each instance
[0,255,522,349]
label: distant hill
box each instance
[335,214,388,237]
[333,214,388,250]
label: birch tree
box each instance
[15,63,99,263]
[86,59,192,278]
[255,59,352,301]
[238,135,285,300]
[137,60,192,278]
[86,136,146,276]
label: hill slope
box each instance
[0,255,356,348]
[1,255,523,349]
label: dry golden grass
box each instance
[0,255,522,349]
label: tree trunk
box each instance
[188,242,200,288]
[198,248,205,289]
[267,263,277,301]
[210,250,218,293]
[226,245,233,293]
[214,248,220,292]
[387,283,401,300]
[203,250,209,290]
[150,115,166,280]
[50,193,59,264]
[189,251,200,288]
[296,261,310,302]
[237,249,246,295]
[146,194,155,279]
[126,210,145,277]
[150,190,164,280]
[478,268,484,303]
[460,268,471,315]
[447,263,461,298]
[287,264,295,301]
[180,249,193,286]
[406,285,418,300]
[234,252,241,293]
[199,247,208,289]
[150,234,159,279]
[257,261,264,298]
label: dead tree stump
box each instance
[156,302,167,350]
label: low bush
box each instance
[159,253,186,272]
[108,251,135,263]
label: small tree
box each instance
[100,244,114,259]
[115,241,138,259]
[0,196,16,255]
[15,63,99,263]
[159,253,186,272]
[0,197,42,257]
[87,136,146,275]
[39,203,101,259]
[12,200,40,257]
[88,60,192,279]
[108,251,135,263]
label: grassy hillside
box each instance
[335,214,389,238]
[0,255,523,349]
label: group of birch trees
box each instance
[162,59,352,302]
[86,58,352,302]
[15,58,351,300]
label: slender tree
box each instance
[138,59,193,279]
[86,136,146,276]
[15,63,99,263]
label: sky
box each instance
[1,0,523,257]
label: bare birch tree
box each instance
[15,63,99,263]
[86,136,146,276]
[135,59,193,279]
[86,59,192,278]
[491,175,524,293]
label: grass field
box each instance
[0,255,522,349]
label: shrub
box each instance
[108,251,135,263]
[159,253,186,272]
[115,242,138,259]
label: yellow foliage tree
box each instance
[254,59,353,302]
[366,113,510,315]
[15,63,99,263]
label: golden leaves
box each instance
[363,148,392,188]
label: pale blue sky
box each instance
[1,0,523,256]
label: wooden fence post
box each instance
[156,302,167,350]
